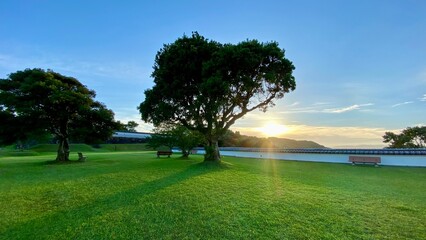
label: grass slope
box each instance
[30,143,150,153]
[98,143,151,152]
[0,153,425,239]
[0,144,151,157]
[30,144,104,153]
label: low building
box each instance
[109,131,152,143]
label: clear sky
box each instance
[1,0,425,148]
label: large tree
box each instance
[383,126,426,148]
[139,33,296,161]
[0,68,118,161]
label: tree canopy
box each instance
[383,126,426,148]
[139,33,296,161]
[0,68,118,161]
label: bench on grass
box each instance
[157,151,172,158]
[349,156,380,167]
[78,152,87,162]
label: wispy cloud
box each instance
[288,102,300,107]
[323,103,374,113]
[420,94,426,101]
[279,103,374,114]
[391,101,414,107]
[312,102,331,106]
[279,106,320,114]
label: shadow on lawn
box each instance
[2,161,227,238]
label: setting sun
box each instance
[258,123,290,137]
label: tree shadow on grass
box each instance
[1,161,229,239]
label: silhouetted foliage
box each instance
[0,69,118,161]
[139,32,296,161]
[383,126,426,148]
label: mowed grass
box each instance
[0,152,425,239]
[0,144,150,157]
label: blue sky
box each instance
[1,0,425,147]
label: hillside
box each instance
[267,137,326,149]
[220,130,326,149]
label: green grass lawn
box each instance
[0,151,425,239]
[0,143,150,157]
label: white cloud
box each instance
[420,94,426,101]
[323,103,374,113]
[391,101,414,107]
[288,102,300,107]
[279,106,321,114]
[279,103,375,114]
[312,102,331,106]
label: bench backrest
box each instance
[349,156,381,163]
[157,151,172,154]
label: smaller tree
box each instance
[125,121,139,132]
[147,124,203,157]
[172,125,204,157]
[147,128,176,151]
[116,120,139,132]
[383,126,426,148]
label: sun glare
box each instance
[258,123,290,137]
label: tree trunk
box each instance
[182,150,190,158]
[56,122,70,162]
[204,139,221,162]
[56,137,70,162]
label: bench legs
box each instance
[351,162,379,167]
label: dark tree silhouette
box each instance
[0,68,118,162]
[383,126,426,148]
[139,33,296,161]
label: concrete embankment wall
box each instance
[193,148,426,167]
